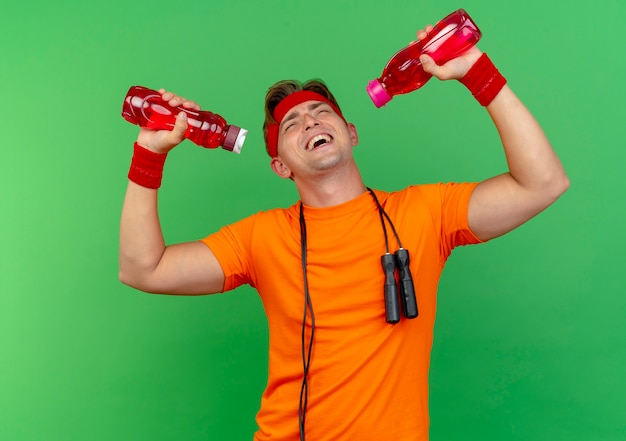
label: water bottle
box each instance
[366,9,482,108]
[121,85,247,153]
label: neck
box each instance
[294,162,367,208]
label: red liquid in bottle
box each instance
[121,86,247,153]
[366,9,482,107]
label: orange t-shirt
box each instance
[201,184,483,441]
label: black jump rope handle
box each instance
[382,250,418,324]
[382,253,401,324]
[395,248,418,319]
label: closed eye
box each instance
[283,122,296,133]
[317,106,331,115]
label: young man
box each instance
[119,27,569,441]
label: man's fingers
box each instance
[159,89,201,111]
[170,112,189,141]
[416,25,433,41]
[419,54,440,75]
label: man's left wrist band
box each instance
[128,142,168,189]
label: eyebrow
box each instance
[279,102,327,130]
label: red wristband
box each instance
[460,53,507,106]
[128,142,168,189]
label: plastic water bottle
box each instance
[366,9,482,108]
[121,85,247,153]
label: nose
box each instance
[303,113,319,131]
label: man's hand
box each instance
[136,89,201,154]
[416,25,482,80]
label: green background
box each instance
[1,0,624,440]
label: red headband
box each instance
[265,90,345,158]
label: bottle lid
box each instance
[223,125,248,154]
[366,80,392,108]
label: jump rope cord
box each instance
[298,202,315,441]
[298,190,408,439]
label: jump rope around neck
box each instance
[297,188,418,440]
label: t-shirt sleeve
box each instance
[438,182,485,254]
[200,216,256,293]
[406,182,485,260]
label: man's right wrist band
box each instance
[128,142,168,189]
[460,53,507,106]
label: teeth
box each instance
[307,134,331,151]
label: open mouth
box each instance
[306,134,333,151]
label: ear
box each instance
[347,123,359,146]
[270,157,293,179]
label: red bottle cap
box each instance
[223,125,247,153]
[366,79,392,108]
